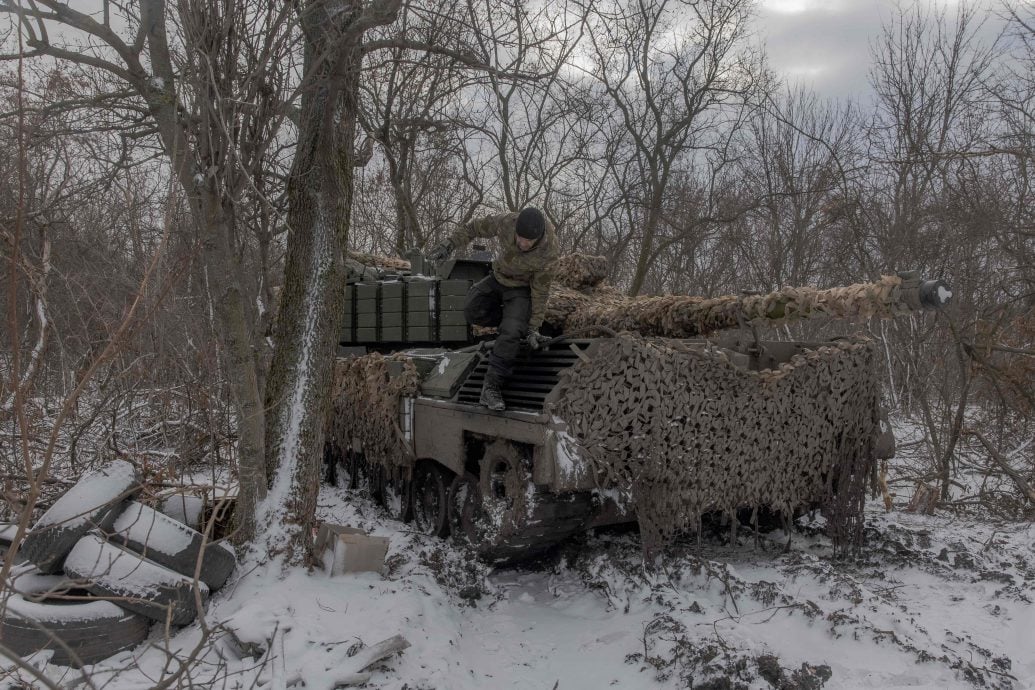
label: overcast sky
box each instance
[755,0,1005,101]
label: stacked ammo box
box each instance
[341,277,472,344]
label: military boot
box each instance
[479,375,506,411]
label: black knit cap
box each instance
[515,207,546,240]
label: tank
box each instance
[325,251,951,561]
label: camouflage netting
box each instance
[347,250,411,271]
[548,334,881,554]
[326,353,420,476]
[552,253,610,290]
[544,274,916,337]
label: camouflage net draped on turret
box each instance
[347,250,411,271]
[326,354,420,476]
[548,334,881,553]
[544,274,917,337]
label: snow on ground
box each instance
[6,478,1033,690]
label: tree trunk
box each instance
[628,197,663,297]
[199,193,267,544]
[140,0,270,543]
[262,0,398,564]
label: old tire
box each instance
[1,522,22,562]
[412,463,451,538]
[63,532,209,626]
[20,460,141,574]
[158,493,206,531]
[2,564,149,668]
[105,501,236,590]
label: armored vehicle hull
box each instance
[326,253,948,560]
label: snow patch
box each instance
[549,418,583,482]
[435,356,450,376]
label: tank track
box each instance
[323,445,594,563]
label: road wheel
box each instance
[2,564,149,668]
[447,473,488,549]
[20,460,140,574]
[63,532,209,626]
[479,441,531,536]
[412,464,451,538]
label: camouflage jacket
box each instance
[448,212,558,330]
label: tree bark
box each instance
[262,0,401,564]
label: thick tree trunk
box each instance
[199,194,267,544]
[262,0,399,564]
[141,0,269,543]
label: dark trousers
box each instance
[464,274,531,384]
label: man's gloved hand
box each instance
[427,240,453,262]
[526,329,550,350]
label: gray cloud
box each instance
[755,0,1004,103]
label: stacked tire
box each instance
[1,460,236,668]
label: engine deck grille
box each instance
[457,340,592,412]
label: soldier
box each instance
[428,207,558,411]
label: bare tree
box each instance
[357,0,475,253]
[732,88,861,291]
[864,2,998,498]
[584,0,765,296]
[0,0,299,542]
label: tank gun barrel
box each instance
[544,272,952,338]
[896,271,952,311]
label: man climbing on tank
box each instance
[427,207,558,412]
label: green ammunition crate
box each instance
[355,284,379,300]
[406,280,434,297]
[407,311,433,328]
[438,310,467,327]
[356,327,376,341]
[439,280,471,296]
[381,282,404,299]
[380,297,402,312]
[407,326,432,341]
[382,326,403,341]
[440,295,466,311]
[340,312,356,342]
[380,313,403,328]
[407,294,436,311]
[356,298,377,315]
[440,325,468,341]
[358,313,377,328]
